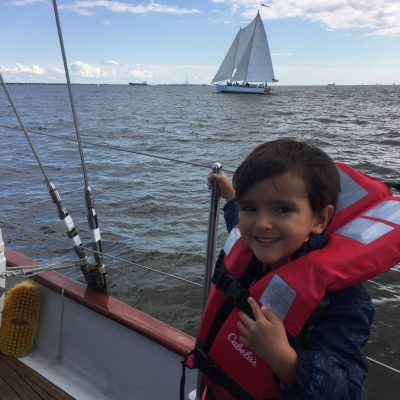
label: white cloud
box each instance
[0,60,218,84]
[60,1,200,16]
[51,67,65,75]
[9,0,46,5]
[368,26,400,36]
[1,61,399,85]
[0,63,45,75]
[103,60,121,65]
[128,67,154,81]
[227,0,400,37]
[276,64,400,85]
[70,61,107,78]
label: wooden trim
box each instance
[5,248,195,357]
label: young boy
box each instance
[201,139,374,399]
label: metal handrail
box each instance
[202,163,222,306]
[196,162,222,400]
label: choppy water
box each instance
[0,84,399,398]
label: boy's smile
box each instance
[238,172,329,269]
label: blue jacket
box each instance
[220,199,374,400]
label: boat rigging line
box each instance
[52,0,107,292]
[0,220,202,288]
[0,73,89,271]
[1,219,399,292]
[0,124,227,173]
[2,123,400,191]
[0,260,86,279]
[366,356,400,375]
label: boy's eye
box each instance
[239,204,256,212]
[275,206,292,214]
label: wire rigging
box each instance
[0,220,202,288]
[52,0,107,292]
[0,123,226,172]
[0,73,89,269]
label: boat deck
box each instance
[0,353,74,400]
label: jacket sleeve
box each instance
[276,284,374,400]
[223,199,239,233]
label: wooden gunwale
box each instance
[5,248,195,357]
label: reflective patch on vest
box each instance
[335,168,368,213]
[259,275,296,320]
[363,200,400,225]
[336,217,394,244]
[223,226,241,256]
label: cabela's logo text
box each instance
[227,333,257,367]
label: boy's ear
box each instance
[312,205,335,233]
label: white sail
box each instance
[233,13,276,82]
[212,11,276,85]
[211,31,240,83]
[233,17,257,70]
[211,18,257,83]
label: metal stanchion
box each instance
[196,162,222,400]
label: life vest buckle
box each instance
[221,276,248,305]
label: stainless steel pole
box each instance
[196,162,222,400]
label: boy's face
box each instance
[238,172,331,269]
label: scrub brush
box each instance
[0,280,41,357]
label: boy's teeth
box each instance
[258,237,276,243]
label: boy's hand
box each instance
[238,297,298,386]
[207,173,235,201]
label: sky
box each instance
[1,0,400,85]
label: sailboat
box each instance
[211,11,278,94]
[1,2,400,399]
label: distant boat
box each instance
[211,11,278,95]
[129,81,148,86]
[327,83,336,87]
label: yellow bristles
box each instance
[0,281,41,358]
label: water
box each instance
[1,84,399,397]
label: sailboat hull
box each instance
[215,84,271,94]
[4,248,197,400]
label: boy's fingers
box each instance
[239,310,252,326]
[261,306,279,322]
[247,297,263,319]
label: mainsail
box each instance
[211,11,276,84]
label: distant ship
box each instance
[129,81,148,86]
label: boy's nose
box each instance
[254,213,273,229]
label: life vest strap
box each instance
[212,264,254,318]
[194,348,256,400]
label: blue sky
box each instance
[1,0,400,85]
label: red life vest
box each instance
[185,163,400,400]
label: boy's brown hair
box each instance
[233,138,341,213]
